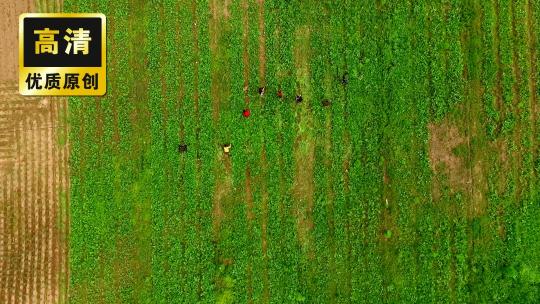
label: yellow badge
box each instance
[19,13,106,96]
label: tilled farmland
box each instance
[1,0,540,303]
[0,1,69,304]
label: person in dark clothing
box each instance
[342,72,349,85]
[322,99,331,107]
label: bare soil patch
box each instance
[291,26,315,252]
[0,1,33,83]
[212,152,233,236]
[0,84,68,304]
[1,1,68,303]
[429,117,488,218]
[428,120,469,197]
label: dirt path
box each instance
[209,0,233,235]
[492,0,505,135]
[208,0,240,302]
[238,0,256,301]
[292,26,315,255]
[257,0,266,85]
[509,0,524,201]
[190,1,205,298]
[254,1,270,301]
[525,0,538,177]
[241,0,250,105]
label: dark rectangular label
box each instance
[23,17,102,67]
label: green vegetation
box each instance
[67,0,540,303]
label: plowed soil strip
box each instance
[493,0,505,132]
[510,0,523,200]
[21,117,28,304]
[30,116,36,304]
[1,168,7,304]
[257,0,266,84]
[48,106,57,304]
[39,115,47,304]
[245,168,254,303]
[292,27,315,256]
[18,116,26,304]
[242,0,250,105]
[240,0,255,300]
[256,0,270,301]
[61,98,70,304]
[1,0,66,302]
[190,0,203,298]
[33,117,40,304]
[260,151,270,303]
[1,125,7,304]
[24,116,33,304]
[43,107,52,304]
[525,0,538,171]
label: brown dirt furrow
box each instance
[61,98,70,304]
[257,0,266,85]
[259,148,270,303]
[191,0,200,128]
[492,0,505,134]
[292,26,315,255]
[208,0,234,240]
[28,114,35,304]
[106,0,121,147]
[42,105,53,304]
[238,1,254,301]
[489,0,511,211]
[525,0,538,174]
[190,0,204,298]
[209,0,228,122]
[245,169,254,222]
[39,113,48,304]
[0,157,4,303]
[255,1,269,300]
[257,0,270,303]
[341,131,353,295]
[245,168,254,303]
[212,154,233,236]
[4,107,14,304]
[1,167,7,304]
[509,0,524,201]
[9,163,17,304]
[174,1,186,143]
[324,109,337,298]
[242,0,250,105]
[45,101,55,304]
[30,116,39,304]
[24,114,33,304]
[19,115,27,304]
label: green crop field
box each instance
[65,0,540,303]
